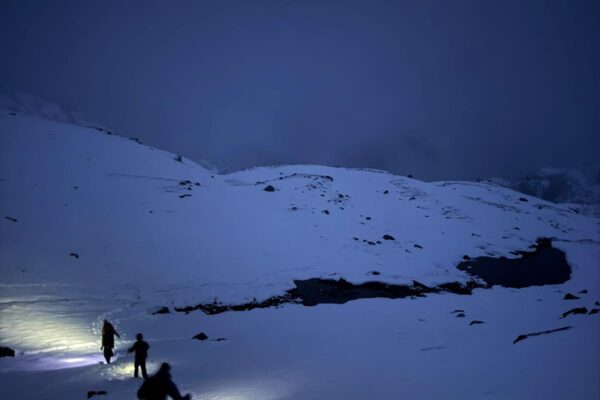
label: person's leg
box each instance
[140,359,147,379]
[104,348,111,364]
[134,360,139,378]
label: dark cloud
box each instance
[1,0,598,180]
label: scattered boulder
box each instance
[518,197,528,202]
[193,332,208,341]
[451,310,465,314]
[563,293,579,300]
[174,155,183,163]
[87,391,107,399]
[561,307,588,318]
[470,320,485,326]
[9,112,16,116]
[455,313,466,318]
[414,244,423,249]
[152,307,170,315]
[321,210,330,215]
[369,271,381,276]
[5,216,18,222]
[179,194,191,198]
[0,347,15,357]
[69,252,80,259]
[383,190,389,194]
[367,241,376,246]
[213,338,227,342]
[589,309,598,315]
[382,234,395,241]
[263,185,275,192]
[578,289,588,294]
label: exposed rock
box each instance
[152,307,170,315]
[322,210,330,215]
[178,194,191,198]
[5,216,18,222]
[578,289,588,294]
[412,281,432,291]
[414,244,423,249]
[462,255,470,260]
[263,185,275,192]
[450,309,465,314]
[382,234,395,241]
[193,332,208,341]
[69,252,79,259]
[177,278,486,314]
[0,347,15,357]
[470,320,485,325]
[87,391,107,399]
[369,271,381,276]
[563,293,579,300]
[457,239,571,288]
[589,309,599,315]
[455,313,466,318]
[518,197,528,202]
[383,190,389,194]
[561,307,588,318]
[513,326,572,344]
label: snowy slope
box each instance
[1,112,599,400]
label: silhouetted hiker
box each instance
[100,319,120,364]
[128,333,150,378]
[137,362,191,400]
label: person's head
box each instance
[136,333,143,341]
[158,362,171,376]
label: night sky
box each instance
[1,0,598,180]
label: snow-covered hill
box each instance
[1,111,599,400]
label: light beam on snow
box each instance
[193,378,295,400]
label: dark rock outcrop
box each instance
[458,238,571,288]
[513,326,572,344]
[561,307,588,318]
[0,347,15,357]
[87,391,107,399]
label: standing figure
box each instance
[128,333,150,378]
[137,362,191,400]
[100,319,120,364]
